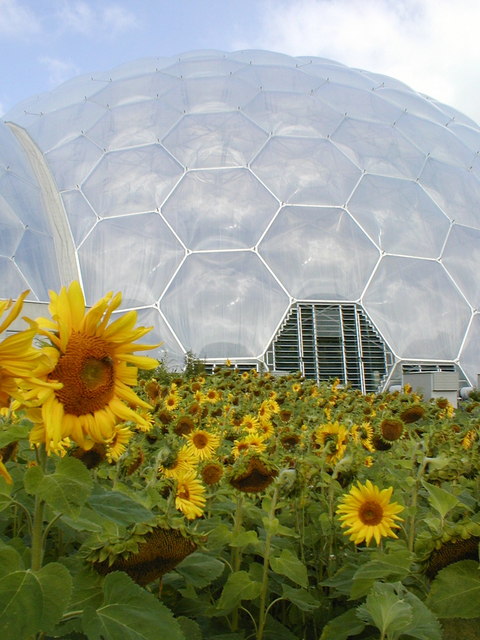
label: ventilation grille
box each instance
[266,303,393,393]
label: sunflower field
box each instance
[1,284,480,640]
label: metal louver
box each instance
[266,303,393,393]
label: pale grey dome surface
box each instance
[3,49,480,389]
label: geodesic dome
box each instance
[3,49,480,391]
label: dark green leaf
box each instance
[351,549,414,598]
[281,584,320,611]
[270,548,308,588]
[319,608,366,640]
[87,487,153,526]
[177,616,202,640]
[0,571,43,639]
[81,571,184,640]
[175,552,224,588]
[0,423,30,448]
[32,457,93,517]
[36,562,73,633]
[357,582,413,637]
[215,571,262,614]
[427,560,480,619]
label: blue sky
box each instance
[1,0,480,124]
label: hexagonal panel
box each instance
[160,251,289,358]
[362,256,470,359]
[45,136,104,191]
[79,213,184,308]
[418,158,480,229]
[25,101,106,153]
[180,76,258,113]
[251,136,361,205]
[259,206,378,300]
[86,99,182,150]
[162,56,244,79]
[442,224,480,309]
[395,112,475,167]
[347,174,450,257]
[162,111,268,169]
[82,145,183,217]
[88,72,180,108]
[162,168,278,250]
[135,306,185,370]
[0,195,24,256]
[458,314,480,385]
[15,229,61,300]
[234,64,321,93]
[60,189,98,247]
[244,91,343,138]
[315,81,403,123]
[0,257,29,298]
[331,118,426,179]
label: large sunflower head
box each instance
[184,428,221,461]
[175,468,206,520]
[336,479,404,546]
[0,290,45,409]
[24,282,159,454]
[314,421,348,465]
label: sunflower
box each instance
[201,462,224,485]
[164,392,180,411]
[232,433,267,458]
[175,469,206,519]
[159,445,196,479]
[350,422,374,452]
[184,428,220,461]
[240,414,260,433]
[314,422,348,465]
[0,290,46,408]
[106,425,133,462]
[204,388,222,404]
[23,282,158,453]
[336,479,404,546]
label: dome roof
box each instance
[3,50,480,387]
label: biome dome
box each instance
[3,49,480,391]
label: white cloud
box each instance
[235,0,480,124]
[56,1,139,38]
[0,0,41,37]
[39,56,80,88]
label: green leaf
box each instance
[351,549,414,598]
[0,422,30,448]
[23,463,44,494]
[281,584,320,611]
[0,545,23,578]
[270,548,308,588]
[421,480,459,519]
[319,608,366,640]
[357,582,413,638]
[0,563,72,639]
[426,560,480,619]
[399,588,442,640]
[0,571,43,639]
[87,487,153,526]
[215,571,262,614]
[262,516,298,538]
[175,552,224,588]
[229,529,259,548]
[35,562,73,633]
[67,565,104,611]
[177,616,202,640]
[82,571,185,640]
[30,457,93,518]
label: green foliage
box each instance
[82,571,185,639]
[426,560,480,619]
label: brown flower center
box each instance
[51,332,115,415]
[192,433,208,449]
[359,500,383,525]
[178,484,190,500]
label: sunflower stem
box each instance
[31,445,47,571]
[407,442,427,553]
[230,493,244,631]
[257,486,278,640]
